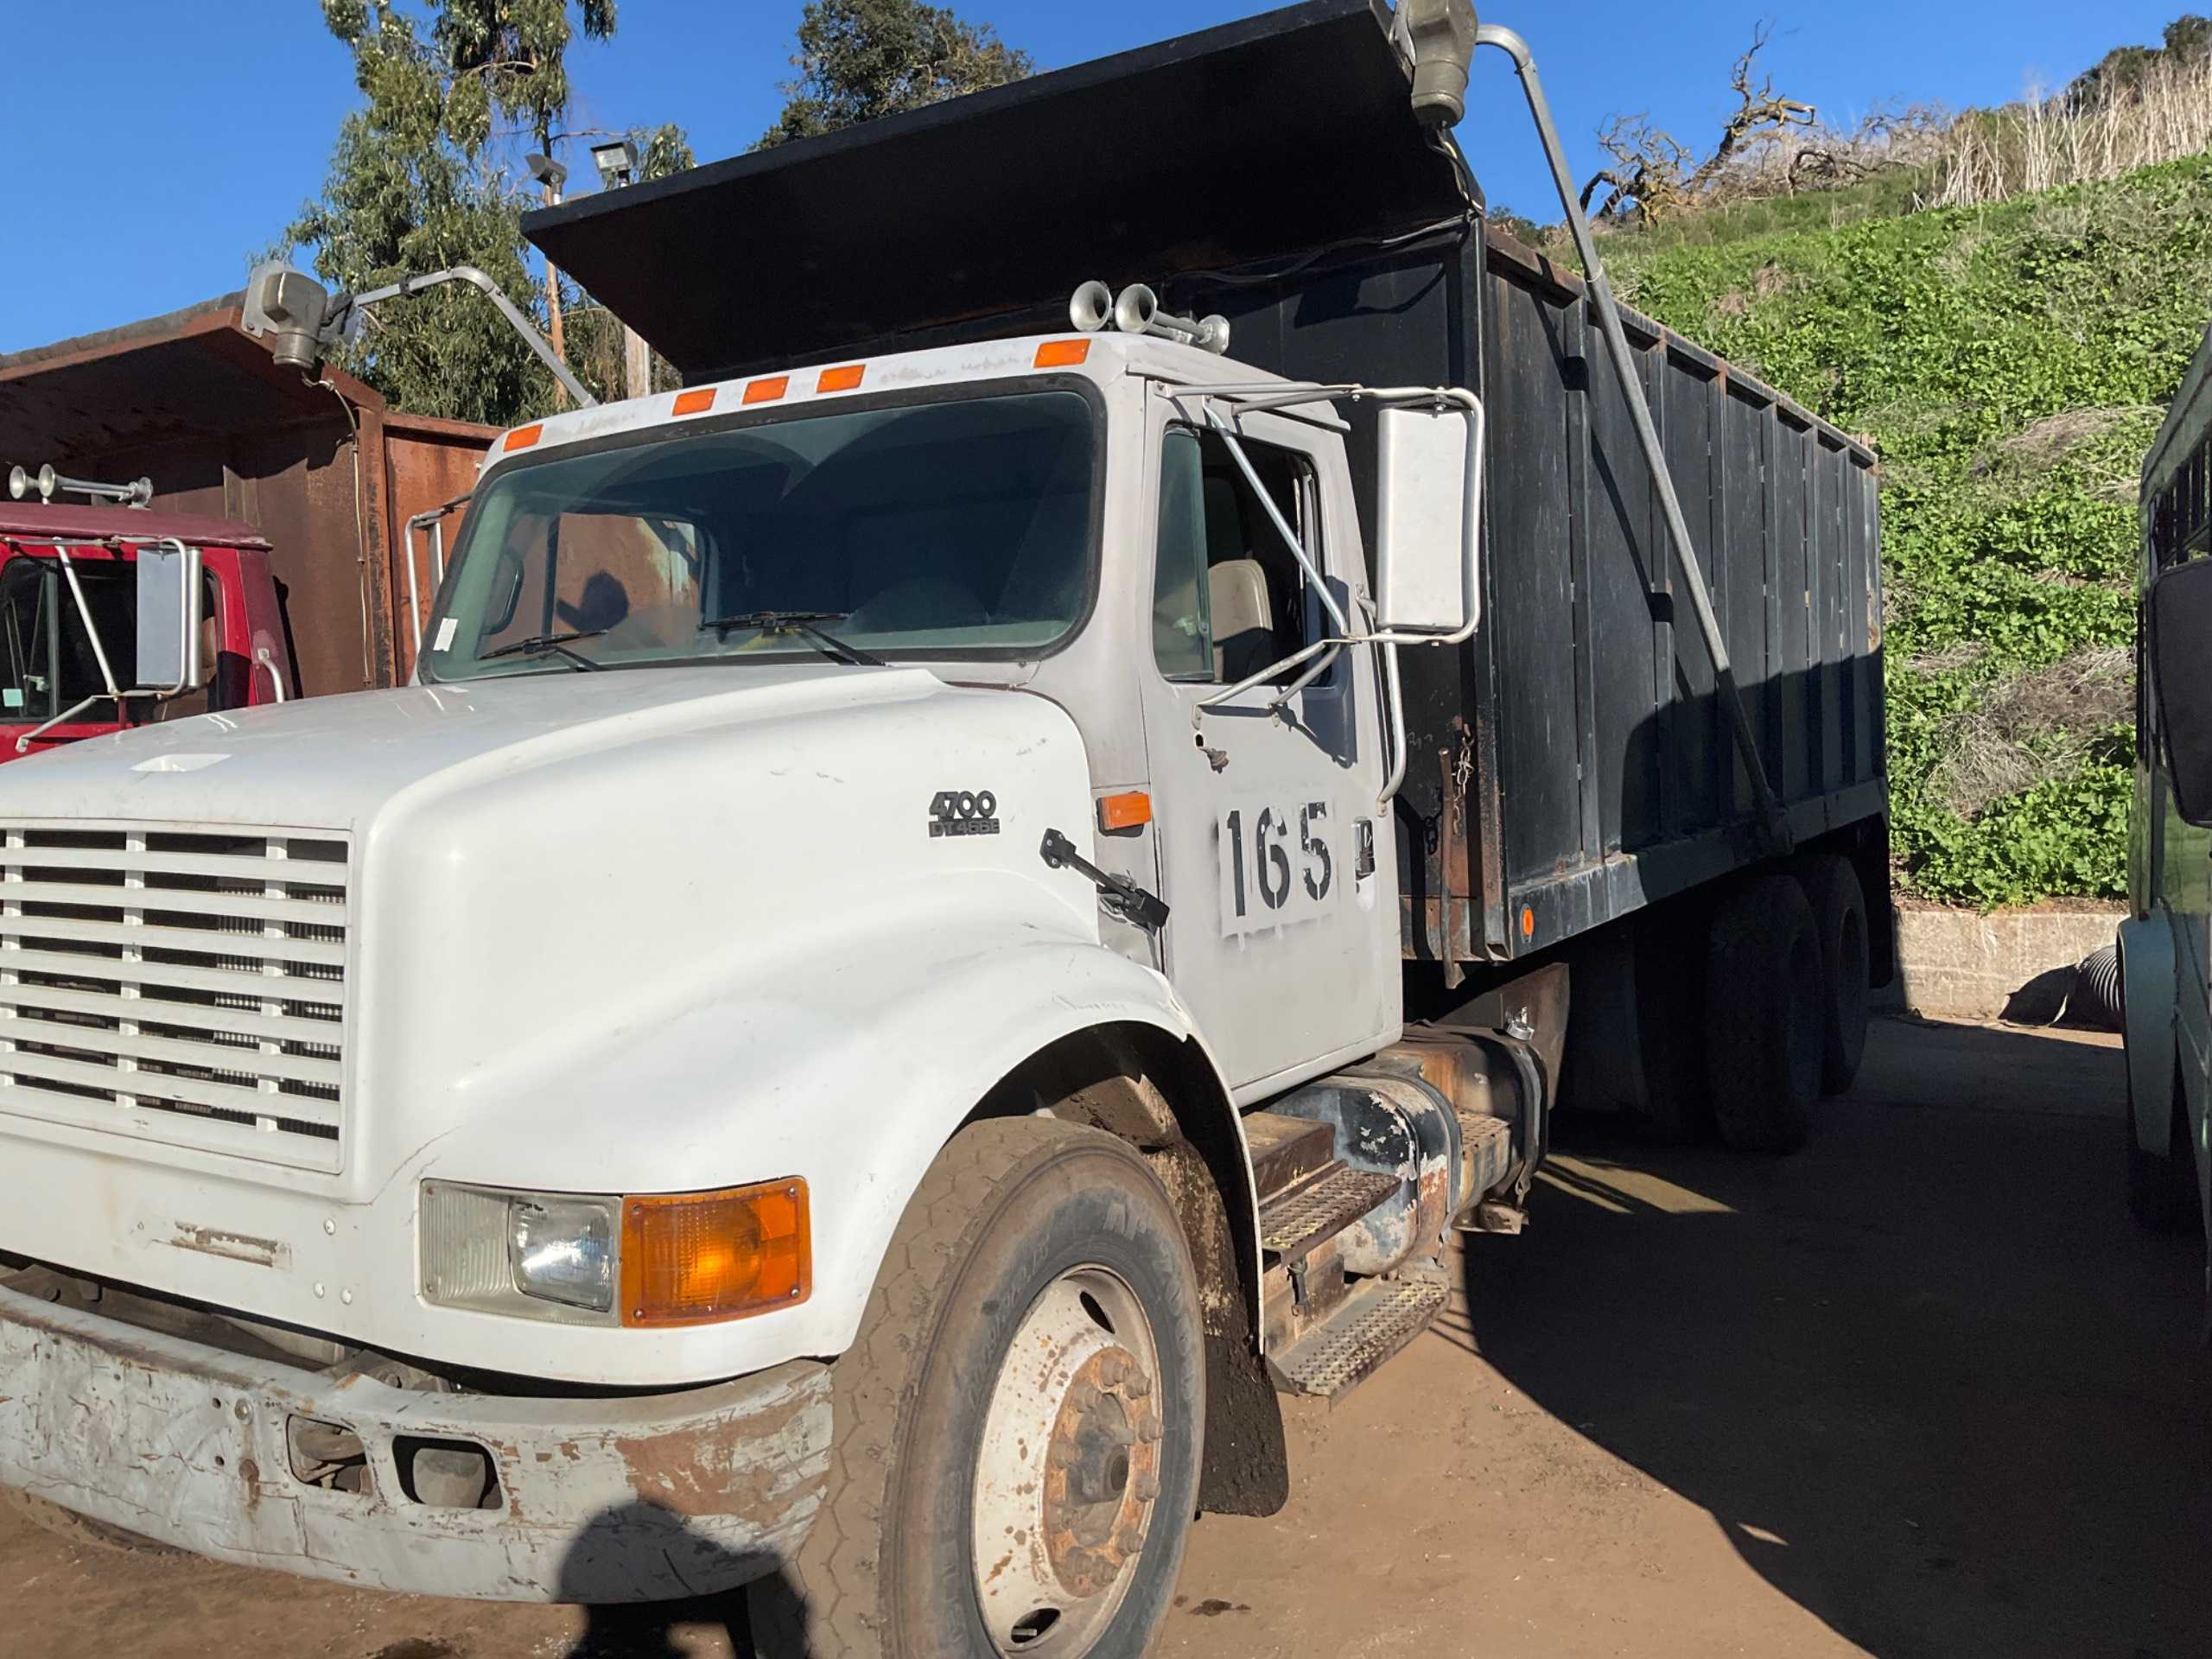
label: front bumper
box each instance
[0,1281,832,1602]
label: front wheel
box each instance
[2127,1074,2202,1236]
[752,1117,1205,1658]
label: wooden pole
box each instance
[541,180,569,410]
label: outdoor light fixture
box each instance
[590,139,639,190]
[524,151,569,200]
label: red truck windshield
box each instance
[0,557,137,724]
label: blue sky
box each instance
[0,0,2190,353]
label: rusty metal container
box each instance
[0,296,496,696]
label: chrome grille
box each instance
[0,823,350,1171]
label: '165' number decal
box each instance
[1219,798,1336,936]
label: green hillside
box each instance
[1605,156,2212,906]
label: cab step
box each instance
[1243,1109,1338,1205]
[1258,1166,1401,1264]
[1266,1277,1449,1399]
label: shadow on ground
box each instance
[552,1503,777,1657]
[1453,1017,2211,1659]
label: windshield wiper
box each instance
[702,610,887,668]
[479,629,607,671]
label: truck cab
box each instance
[0,308,1489,1643]
[0,502,294,753]
[435,330,1410,1090]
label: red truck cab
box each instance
[0,504,295,759]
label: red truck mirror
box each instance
[2149,555,2212,824]
[132,541,204,694]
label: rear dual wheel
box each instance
[1702,859,1873,1154]
[1704,874,1826,1154]
[752,1117,1205,1659]
[1796,855,1872,1096]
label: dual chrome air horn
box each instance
[1068,281,1230,355]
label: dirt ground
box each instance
[3,1015,2206,1659]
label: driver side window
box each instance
[1151,426,1323,684]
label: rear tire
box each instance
[749,1117,1205,1659]
[1705,874,1824,1154]
[1795,855,1872,1096]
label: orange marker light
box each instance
[817,364,866,393]
[671,388,716,416]
[1096,791,1153,832]
[502,423,543,452]
[620,1179,810,1327]
[743,376,790,405]
[1033,339,1090,368]
[1521,906,1536,940]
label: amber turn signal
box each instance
[620,1179,810,1327]
[1096,790,1153,832]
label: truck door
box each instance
[1135,397,1401,1094]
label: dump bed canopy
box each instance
[523,0,1468,381]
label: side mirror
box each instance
[1374,403,1480,635]
[135,543,203,693]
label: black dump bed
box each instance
[526,0,1886,969]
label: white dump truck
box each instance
[0,5,1891,1654]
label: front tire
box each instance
[2127,1074,2202,1236]
[752,1118,1205,1658]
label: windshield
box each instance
[0,557,135,722]
[424,387,1098,679]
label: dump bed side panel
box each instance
[1470,238,1885,960]
[1192,227,1884,965]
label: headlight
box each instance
[510,1194,615,1313]
[421,1179,810,1326]
[422,1181,620,1324]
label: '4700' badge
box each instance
[929,790,1001,837]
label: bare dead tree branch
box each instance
[1578,21,1817,222]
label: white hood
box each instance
[0,663,950,830]
[0,658,1102,1197]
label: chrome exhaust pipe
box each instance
[1068,280,1114,332]
[1111,283,1231,355]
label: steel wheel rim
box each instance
[970,1264,1164,1656]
